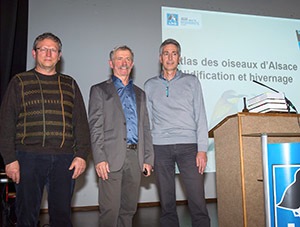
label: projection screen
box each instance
[162,6,300,172]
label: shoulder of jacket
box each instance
[133,84,144,92]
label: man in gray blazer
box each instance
[88,45,154,227]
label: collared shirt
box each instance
[112,75,138,144]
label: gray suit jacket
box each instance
[88,78,154,171]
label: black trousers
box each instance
[154,144,210,227]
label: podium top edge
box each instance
[208,112,300,138]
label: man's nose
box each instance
[46,49,52,56]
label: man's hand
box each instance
[143,163,153,177]
[95,161,110,180]
[196,151,207,174]
[69,157,86,179]
[6,161,20,184]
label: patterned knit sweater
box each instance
[0,69,91,165]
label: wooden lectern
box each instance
[209,112,300,227]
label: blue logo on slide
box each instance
[296,30,300,49]
[167,13,178,26]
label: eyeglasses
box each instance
[36,47,60,54]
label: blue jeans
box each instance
[15,151,75,227]
[154,144,210,227]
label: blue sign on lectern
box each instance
[263,140,300,227]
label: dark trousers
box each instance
[15,151,75,227]
[154,144,210,227]
[98,148,141,227]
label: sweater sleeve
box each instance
[0,76,20,164]
[72,80,91,160]
[193,78,209,152]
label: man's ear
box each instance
[32,49,37,59]
[109,60,113,69]
[58,52,62,61]
[159,55,163,64]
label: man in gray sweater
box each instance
[144,38,210,227]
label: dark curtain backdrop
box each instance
[0,2,28,223]
[0,0,28,105]
[0,0,28,170]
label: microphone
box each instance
[252,80,297,113]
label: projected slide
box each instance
[162,7,300,172]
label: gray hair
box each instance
[109,45,134,61]
[159,38,181,56]
[33,32,62,52]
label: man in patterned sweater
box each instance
[0,32,91,227]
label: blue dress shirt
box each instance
[112,75,138,144]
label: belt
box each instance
[127,144,137,150]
